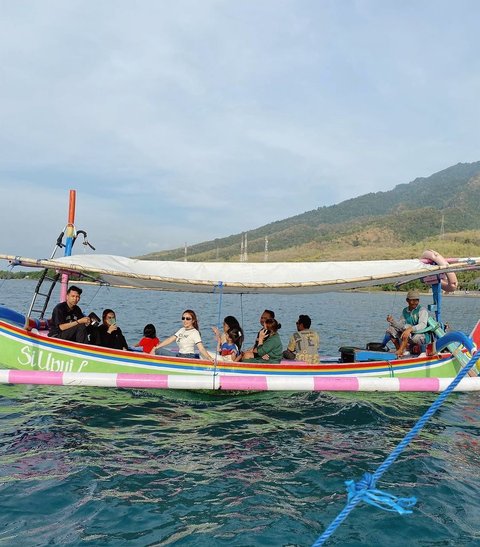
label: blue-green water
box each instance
[1,280,480,545]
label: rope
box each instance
[84,283,105,309]
[240,293,244,333]
[312,348,480,546]
[212,281,224,387]
[0,261,17,293]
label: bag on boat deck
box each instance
[339,346,361,363]
[365,342,388,352]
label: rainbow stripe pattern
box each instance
[0,318,463,385]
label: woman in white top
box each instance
[152,309,212,361]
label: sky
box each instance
[1,0,480,259]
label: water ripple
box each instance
[0,385,478,546]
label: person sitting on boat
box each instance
[48,285,91,343]
[212,315,244,350]
[218,327,243,361]
[241,318,283,364]
[386,290,429,357]
[134,323,160,353]
[90,309,128,350]
[152,309,213,361]
[241,309,275,360]
[282,314,320,363]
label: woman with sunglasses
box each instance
[152,309,212,361]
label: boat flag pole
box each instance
[60,189,76,302]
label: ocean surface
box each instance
[0,280,479,546]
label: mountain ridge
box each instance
[141,161,480,262]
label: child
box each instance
[218,327,242,361]
[135,324,160,353]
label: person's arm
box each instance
[388,315,405,330]
[60,315,90,331]
[151,334,176,354]
[212,326,221,344]
[256,334,277,358]
[118,329,128,351]
[196,341,214,361]
[287,334,296,352]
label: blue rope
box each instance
[212,281,224,385]
[312,348,480,546]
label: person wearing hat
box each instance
[386,290,429,357]
[282,314,320,363]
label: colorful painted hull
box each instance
[0,319,466,382]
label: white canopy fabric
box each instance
[2,253,479,294]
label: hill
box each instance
[141,161,480,262]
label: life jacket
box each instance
[402,305,431,344]
[402,305,421,326]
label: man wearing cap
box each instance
[386,290,428,357]
[282,314,320,363]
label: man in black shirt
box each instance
[48,285,91,343]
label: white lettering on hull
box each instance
[17,346,89,373]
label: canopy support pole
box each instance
[212,281,224,388]
[60,190,77,302]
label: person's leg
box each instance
[396,337,409,357]
[74,324,88,343]
[155,348,176,357]
[59,324,88,343]
[386,326,400,350]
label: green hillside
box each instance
[141,161,480,262]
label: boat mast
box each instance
[60,189,76,302]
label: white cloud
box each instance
[0,0,479,259]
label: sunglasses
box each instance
[182,316,193,321]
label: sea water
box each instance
[0,280,479,546]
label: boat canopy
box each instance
[2,254,480,294]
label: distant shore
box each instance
[351,288,480,297]
[443,291,480,297]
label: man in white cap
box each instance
[386,290,429,357]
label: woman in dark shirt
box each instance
[91,309,128,350]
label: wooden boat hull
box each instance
[0,319,464,380]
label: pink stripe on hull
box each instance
[313,377,360,391]
[220,375,268,391]
[9,370,64,385]
[398,378,441,391]
[116,373,169,389]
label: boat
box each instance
[1,190,480,392]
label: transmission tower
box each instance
[440,214,445,239]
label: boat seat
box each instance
[339,346,397,363]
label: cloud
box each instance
[0,0,479,259]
